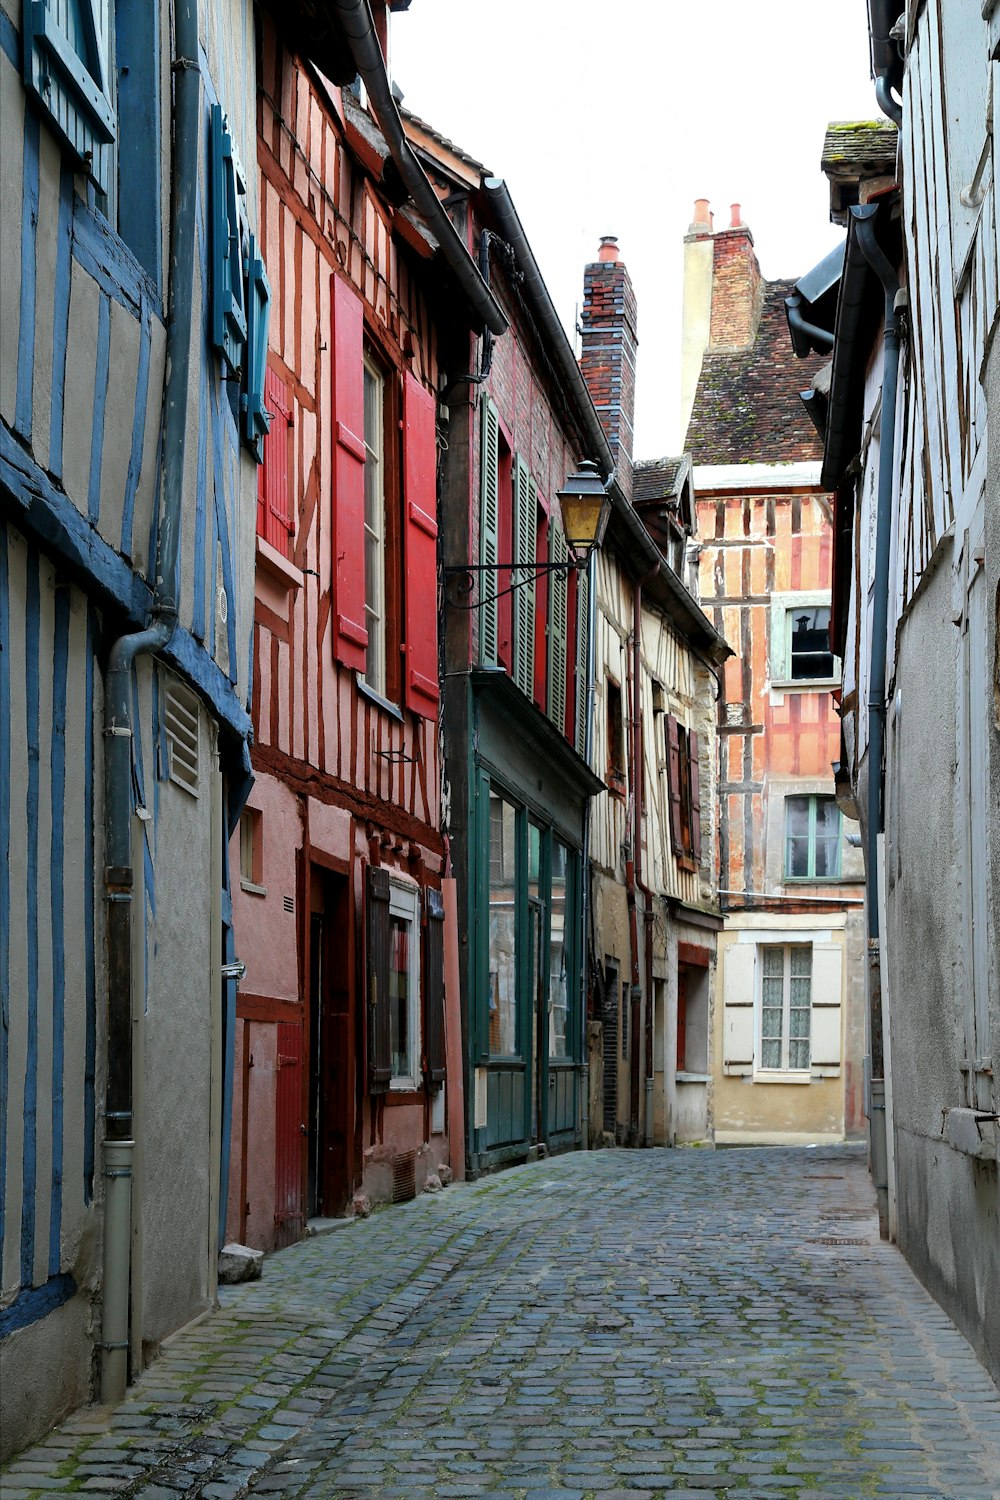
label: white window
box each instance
[363,356,385,696]
[759,944,812,1073]
[389,882,420,1088]
[239,808,265,894]
[770,592,840,687]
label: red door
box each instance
[274,1021,305,1248]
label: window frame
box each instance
[783,793,843,882]
[388,880,421,1090]
[769,591,841,689]
[238,807,265,894]
[755,943,812,1079]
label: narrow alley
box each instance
[4,1148,998,1500]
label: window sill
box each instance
[752,1070,813,1085]
[355,674,404,722]
[943,1106,997,1161]
[387,1079,420,1099]
[770,678,841,692]
[256,535,302,590]
[676,1071,710,1084]
[240,879,267,897]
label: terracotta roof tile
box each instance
[633,457,685,502]
[686,280,825,465]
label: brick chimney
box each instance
[579,236,638,501]
[709,204,763,348]
[678,200,764,445]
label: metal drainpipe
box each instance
[100,0,200,1404]
[579,550,597,1149]
[853,203,901,1239]
[628,569,657,1145]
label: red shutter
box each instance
[257,367,293,556]
[688,729,702,861]
[666,714,684,856]
[402,372,440,718]
[331,275,368,671]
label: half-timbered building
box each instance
[578,241,730,1150]
[1,0,262,1455]
[681,203,867,1148]
[800,0,1000,1381]
[226,1,504,1241]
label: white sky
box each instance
[391,1,879,457]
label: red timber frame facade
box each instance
[226,17,461,1249]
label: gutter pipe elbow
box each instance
[875,73,903,127]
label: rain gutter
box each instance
[332,0,507,336]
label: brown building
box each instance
[681,203,866,1145]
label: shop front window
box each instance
[488,792,518,1056]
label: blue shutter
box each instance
[23,0,116,194]
[210,105,247,375]
[242,235,271,461]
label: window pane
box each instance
[786,837,811,878]
[762,946,784,978]
[785,797,810,836]
[761,1038,782,1069]
[789,605,834,679]
[488,793,518,1056]
[788,1038,810,1070]
[389,913,410,1077]
[549,841,569,1059]
[789,945,812,979]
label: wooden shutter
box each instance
[367,866,392,1092]
[547,522,569,730]
[665,714,684,855]
[423,886,446,1087]
[688,729,702,861]
[810,944,843,1072]
[258,368,293,555]
[721,942,756,1076]
[22,0,116,194]
[403,373,440,718]
[210,105,247,375]
[575,563,589,754]
[243,235,272,461]
[512,457,536,696]
[479,397,500,665]
[331,276,368,671]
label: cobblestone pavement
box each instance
[3,1146,999,1500]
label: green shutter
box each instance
[512,457,536,696]
[547,520,569,729]
[575,562,590,754]
[479,397,500,665]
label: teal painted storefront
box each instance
[465,670,603,1174]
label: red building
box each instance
[226,2,504,1243]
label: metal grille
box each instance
[602,970,619,1134]
[164,679,200,796]
[283,894,294,914]
[392,1150,416,1204]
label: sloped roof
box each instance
[400,105,490,178]
[821,121,898,177]
[633,457,685,503]
[686,280,826,465]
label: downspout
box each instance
[632,573,657,1146]
[332,0,507,337]
[624,567,656,1146]
[579,551,597,1148]
[869,0,904,125]
[853,203,901,1239]
[100,0,200,1404]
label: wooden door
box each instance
[308,869,354,1218]
[274,1021,305,1248]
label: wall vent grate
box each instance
[164,680,200,796]
[283,895,294,914]
[392,1151,417,1204]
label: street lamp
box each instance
[443,458,611,609]
[555,459,611,564]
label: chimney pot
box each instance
[730,202,742,228]
[693,198,711,225]
[598,235,619,263]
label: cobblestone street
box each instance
[3,1147,998,1500]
